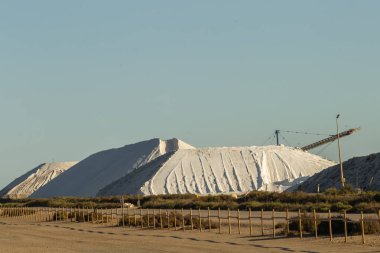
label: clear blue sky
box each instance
[1,0,379,189]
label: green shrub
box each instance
[331,202,352,212]
[118,211,219,230]
[285,214,380,236]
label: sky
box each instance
[0,0,379,189]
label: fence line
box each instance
[1,206,379,244]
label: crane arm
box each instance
[301,128,359,151]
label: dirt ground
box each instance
[1,219,380,253]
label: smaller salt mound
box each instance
[31,138,194,198]
[0,162,77,199]
[289,153,380,192]
[98,145,335,196]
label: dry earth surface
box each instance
[1,218,379,253]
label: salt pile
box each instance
[31,138,194,197]
[0,162,77,199]
[98,145,335,196]
[289,153,380,192]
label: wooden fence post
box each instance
[237,209,241,235]
[272,209,275,238]
[147,209,150,228]
[153,209,156,230]
[208,207,211,232]
[298,209,303,240]
[190,209,193,231]
[128,208,131,227]
[198,208,202,232]
[160,209,163,229]
[218,208,221,234]
[261,209,264,236]
[174,209,177,231]
[344,210,348,243]
[122,205,125,227]
[166,209,169,229]
[228,208,231,235]
[83,207,86,223]
[114,208,117,226]
[361,211,365,244]
[134,209,137,227]
[286,208,290,236]
[115,208,118,226]
[110,208,113,226]
[182,208,185,231]
[140,209,143,228]
[313,209,318,240]
[249,208,253,236]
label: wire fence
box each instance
[1,206,379,244]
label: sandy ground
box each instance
[1,218,380,253]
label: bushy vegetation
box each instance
[1,189,380,213]
[118,211,219,230]
[284,214,380,236]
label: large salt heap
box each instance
[98,145,335,196]
[0,162,77,199]
[288,153,380,192]
[31,138,194,197]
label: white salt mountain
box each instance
[98,145,336,196]
[0,162,77,199]
[31,138,194,198]
[288,153,380,192]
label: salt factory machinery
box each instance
[271,128,360,151]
